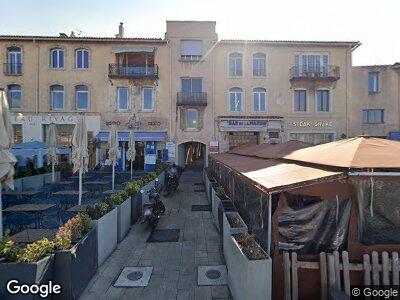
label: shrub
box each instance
[125,181,141,197]
[18,238,54,263]
[0,236,21,262]
[63,217,84,241]
[86,202,112,220]
[110,193,125,206]
[77,212,91,235]
[119,190,129,201]
[54,227,72,250]
[54,213,92,250]
[216,186,226,198]
[155,163,167,175]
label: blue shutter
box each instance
[323,55,328,76]
[294,55,300,76]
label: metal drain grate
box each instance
[192,205,211,211]
[127,271,143,281]
[206,269,221,279]
[147,229,180,243]
[113,267,153,287]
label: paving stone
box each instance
[195,286,212,300]
[178,274,195,290]
[211,285,230,298]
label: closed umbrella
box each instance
[72,114,88,205]
[126,130,136,180]
[46,123,59,183]
[108,125,120,190]
[0,90,17,237]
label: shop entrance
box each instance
[228,132,259,150]
[177,142,206,168]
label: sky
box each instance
[0,0,399,66]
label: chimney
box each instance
[118,22,124,38]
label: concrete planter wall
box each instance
[53,228,97,300]
[117,197,131,242]
[93,208,118,267]
[131,193,141,225]
[13,172,61,191]
[0,255,55,300]
[222,212,248,272]
[227,235,272,300]
[211,187,226,231]
[156,171,165,187]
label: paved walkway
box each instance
[81,167,230,300]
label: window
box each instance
[294,54,329,76]
[290,133,335,145]
[13,124,23,144]
[229,53,243,76]
[229,87,243,112]
[75,49,89,69]
[75,85,89,110]
[6,47,22,74]
[186,109,199,129]
[253,88,267,112]
[50,85,64,110]
[180,40,203,61]
[363,109,384,124]
[51,48,64,69]
[294,90,307,112]
[316,90,330,112]
[7,84,22,109]
[253,53,266,76]
[142,87,153,111]
[117,87,129,110]
[368,72,379,93]
[43,124,74,146]
[268,131,279,139]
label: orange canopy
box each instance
[229,140,312,159]
[283,136,400,169]
[212,153,345,193]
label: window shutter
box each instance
[198,109,204,130]
[180,40,203,56]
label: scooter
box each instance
[141,178,165,227]
[164,167,180,197]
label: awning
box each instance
[111,47,155,54]
[96,131,166,142]
[212,153,346,193]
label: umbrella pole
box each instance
[112,163,115,190]
[52,159,55,183]
[79,168,82,205]
[130,160,133,180]
[0,184,3,238]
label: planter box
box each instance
[117,197,131,242]
[211,186,228,231]
[53,228,97,300]
[227,235,272,300]
[93,208,118,267]
[131,193,142,225]
[0,255,55,300]
[157,171,165,187]
[222,212,247,271]
[43,172,61,184]
[218,200,236,236]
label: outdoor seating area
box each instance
[206,137,400,300]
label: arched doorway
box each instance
[177,141,206,168]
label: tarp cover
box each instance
[279,195,351,254]
[283,136,400,169]
[229,140,312,159]
[212,153,345,193]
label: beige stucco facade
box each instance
[1,21,399,168]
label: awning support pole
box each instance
[267,193,272,257]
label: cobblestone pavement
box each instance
[80,167,231,300]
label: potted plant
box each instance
[125,181,142,224]
[227,234,272,300]
[86,202,117,267]
[53,213,97,300]
[109,191,131,242]
[0,236,55,300]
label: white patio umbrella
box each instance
[0,90,17,237]
[126,130,136,180]
[45,122,59,183]
[108,125,120,190]
[72,114,88,205]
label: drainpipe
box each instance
[267,193,273,257]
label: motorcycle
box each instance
[141,178,165,227]
[164,166,180,197]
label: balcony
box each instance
[177,92,207,106]
[108,64,158,79]
[4,63,22,75]
[290,65,340,82]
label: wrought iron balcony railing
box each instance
[4,63,23,75]
[108,64,158,78]
[177,92,207,106]
[290,65,340,81]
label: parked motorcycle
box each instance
[164,165,180,197]
[141,178,165,227]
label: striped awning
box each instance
[96,131,166,142]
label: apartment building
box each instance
[350,63,400,138]
[1,21,399,168]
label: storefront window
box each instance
[43,124,74,146]
[13,124,23,144]
[290,132,334,145]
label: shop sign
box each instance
[292,120,334,127]
[166,141,176,160]
[219,118,270,132]
[209,141,219,154]
[144,154,157,165]
[104,116,167,130]
[12,114,76,125]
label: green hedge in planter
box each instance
[86,202,113,221]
